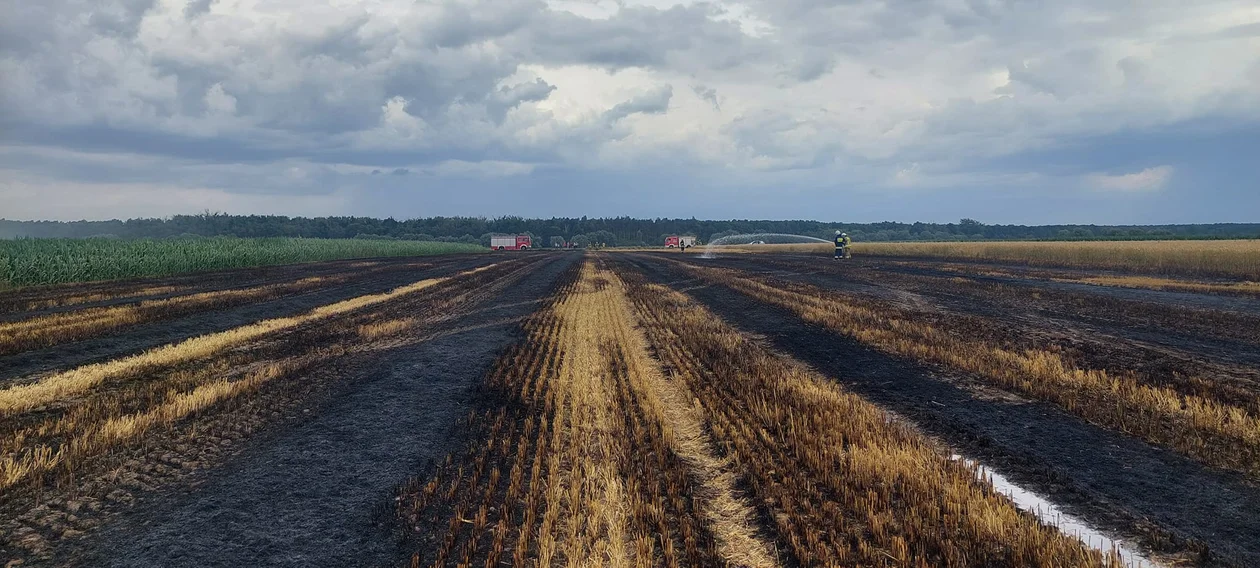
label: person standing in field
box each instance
[834,231,852,260]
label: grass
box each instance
[395,258,1110,566]
[678,261,1260,478]
[0,236,483,288]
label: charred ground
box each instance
[2,248,1257,567]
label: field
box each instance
[0,236,484,288]
[714,239,1260,280]
[1,246,1258,567]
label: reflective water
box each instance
[954,455,1161,567]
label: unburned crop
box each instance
[0,236,484,288]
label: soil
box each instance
[621,252,1260,567]
[0,258,407,322]
[58,252,580,568]
[6,249,1258,566]
[685,254,1260,404]
[851,254,1260,300]
[1,255,502,383]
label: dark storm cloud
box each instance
[1,0,726,174]
[1,0,1257,223]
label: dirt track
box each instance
[620,252,1260,565]
[69,253,579,567]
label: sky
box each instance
[1,0,1258,224]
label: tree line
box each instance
[2,214,1257,247]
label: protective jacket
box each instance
[835,235,851,247]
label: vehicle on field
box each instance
[664,235,697,248]
[490,234,532,251]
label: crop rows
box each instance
[396,259,1109,566]
[0,259,445,356]
[853,240,1260,280]
[0,258,542,558]
[674,260,1260,479]
[711,240,1260,280]
[0,236,483,288]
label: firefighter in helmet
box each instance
[834,231,851,259]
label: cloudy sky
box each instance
[1,0,1258,224]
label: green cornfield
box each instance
[0,237,484,288]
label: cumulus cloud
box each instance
[1086,166,1174,191]
[0,0,1257,220]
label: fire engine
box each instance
[490,234,532,251]
[664,235,697,248]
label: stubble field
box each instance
[1,247,1258,567]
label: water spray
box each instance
[699,233,832,259]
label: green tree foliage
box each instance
[2,214,1257,244]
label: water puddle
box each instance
[955,455,1161,567]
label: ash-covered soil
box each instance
[60,253,578,568]
[2,255,502,383]
[622,252,1260,567]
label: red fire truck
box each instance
[664,235,697,248]
[490,234,532,251]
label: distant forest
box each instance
[3,214,1258,247]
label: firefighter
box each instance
[834,231,852,260]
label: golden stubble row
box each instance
[0,259,444,356]
[701,239,1260,280]
[0,276,338,356]
[0,263,512,416]
[400,258,1108,567]
[615,260,1112,566]
[398,261,777,567]
[857,240,1260,280]
[679,261,1260,478]
[0,261,518,494]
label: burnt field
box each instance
[1,249,1257,567]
